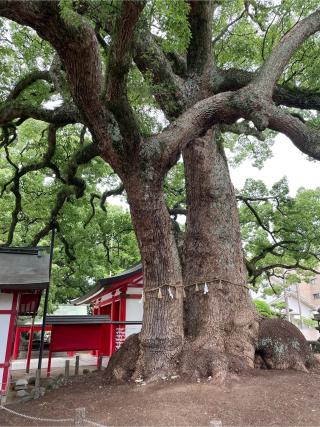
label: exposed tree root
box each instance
[105,335,253,384]
[105,316,316,384]
[255,317,313,371]
[104,334,140,384]
[180,343,228,384]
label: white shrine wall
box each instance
[0,292,14,395]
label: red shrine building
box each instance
[0,247,50,396]
[72,263,143,354]
[1,257,143,388]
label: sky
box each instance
[229,134,320,195]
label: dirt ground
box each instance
[1,369,320,427]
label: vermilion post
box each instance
[12,327,21,360]
[110,291,116,354]
[26,315,35,373]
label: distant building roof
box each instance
[271,291,316,311]
[53,304,88,316]
[72,263,142,305]
[45,315,110,325]
[0,246,50,290]
[18,314,110,326]
[17,305,88,325]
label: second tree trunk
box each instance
[182,130,258,381]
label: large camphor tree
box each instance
[1,0,320,380]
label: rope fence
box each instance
[0,404,107,426]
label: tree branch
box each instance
[7,70,52,101]
[187,0,215,75]
[152,91,237,169]
[168,205,187,216]
[133,26,186,120]
[106,0,144,145]
[100,183,124,211]
[219,121,266,140]
[0,101,80,126]
[240,197,276,243]
[30,141,99,246]
[255,262,320,278]
[83,193,100,229]
[251,8,320,96]
[0,126,59,246]
[57,228,76,262]
[212,9,246,46]
[257,101,320,160]
[0,1,121,168]
[249,240,296,265]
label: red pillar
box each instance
[110,291,116,355]
[119,288,127,322]
[119,288,127,348]
[26,317,35,373]
[92,306,100,356]
[12,326,22,360]
[47,349,52,377]
[47,327,55,377]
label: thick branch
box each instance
[106,0,144,144]
[153,91,237,169]
[187,0,215,75]
[0,101,80,126]
[133,28,186,120]
[0,1,121,168]
[168,206,187,216]
[164,52,187,78]
[215,67,320,112]
[255,101,320,160]
[251,8,320,96]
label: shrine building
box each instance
[72,263,143,354]
[0,246,50,396]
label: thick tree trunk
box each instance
[181,130,258,381]
[113,175,184,381]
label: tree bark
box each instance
[122,174,184,380]
[181,130,258,381]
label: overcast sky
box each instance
[230,134,320,195]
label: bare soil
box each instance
[1,369,320,427]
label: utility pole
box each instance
[283,276,290,321]
[38,228,55,371]
[284,288,290,320]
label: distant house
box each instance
[269,279,320,341]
